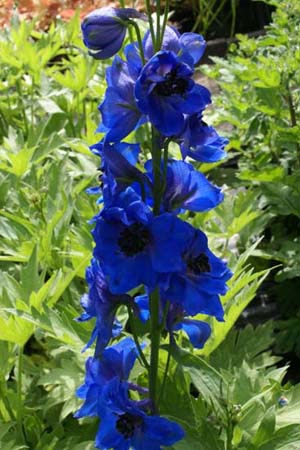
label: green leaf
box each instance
[252,407,276,447]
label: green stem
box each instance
[158,332,172,405]
[145,0,156,51]
[129,21,146,64]
[160,0,170,48]
[151,126,163,215]
[0,382,14,421]
[226,419,234,450]
[16,79,29,138]
[156,0,161,52]
[149,287,161,412]
[127,306,150,369]
[16,346,25,444]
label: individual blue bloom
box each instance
[77,258,131,355]
[87,141,142,205]
[99,53,145,142]
[135,51,211,136]
[75,337,141,419]
[95,377,185,450]
[145,159,223,213]
[91,140,147,192]
[166,303,211,349]
[161,228,232,318]
[81,7,144,60]
[178,114,228,162]
[93,187,194,294]
[135,295,211,349]
[143,26,206,67]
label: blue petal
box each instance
[143,415,185,446]
[181,319,211,348]
[179,33,206,65]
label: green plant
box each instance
[190,0,239,36]
[202,0,300,368]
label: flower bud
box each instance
[81,7,143,60]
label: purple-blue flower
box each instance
[166,303,211,349]
[143,26,206,67]
[178,114,228,162]
[81,7,144,60]
[135,51,211,136]
[160,228,232,318]
[95,377,184,450]
[74,337,141,419]
[99,54,144,142]
[77,258,129,355]
[135,295,211,349]
[145,159,223,213]
[93,187,194,294]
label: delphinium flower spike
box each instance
[76,3,232,449]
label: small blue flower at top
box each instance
[81,7,145,60]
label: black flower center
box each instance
[116,413,142,439]
[187,252,211,275]
[118,222,151,257]
[155,70,189,97]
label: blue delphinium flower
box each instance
[166,303,211,349]
[145,159,223,213]
[90,140,148,196]
[95,377,185,450]
[135,51,211,136]
[93,187,194,294]
[143,25,206,67]
[81,7,144,60]
[135,295,211,349]
[77,259,129,355]
[99,53,145,142]
[178,114,228,162]
[74,338,142,419]
[161,228,232,318]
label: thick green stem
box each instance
[151,126,163,215]
[148,124,165,413]
[149,287,161,412]
[158,332,172,405]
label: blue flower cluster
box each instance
[76,8,232,450]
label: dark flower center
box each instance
[187,252,211,274]
[118,222,151,257]
[116,413,142,439]
[155,69,189,97]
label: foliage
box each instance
[203,0,300,356]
